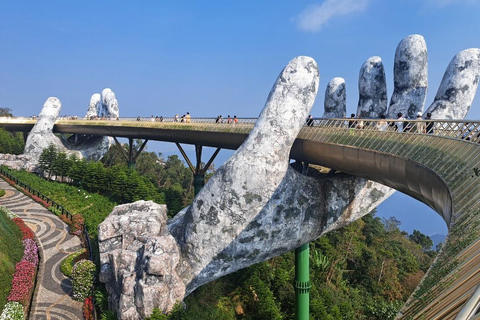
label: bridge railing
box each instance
[2,116,480,143]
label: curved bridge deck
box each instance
[2,117,480,319]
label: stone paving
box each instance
[0,179,84,320]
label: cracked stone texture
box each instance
[425,48,480,119]
[323,77,346,118]
[0,153,37,171]
[357,56,388,118]
[98,201,185,319]
[388,34,428,119]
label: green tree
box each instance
[0,107,13,117]
[38,144,58,179]
[409,230,434,252]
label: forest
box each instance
[0,120,439,319]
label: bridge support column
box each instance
[294,162,311,320]
[176,143,221,196]
[295,243,310,320]
[112,137,149,169]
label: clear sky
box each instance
[2,0,479,236]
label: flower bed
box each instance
[0,205,38,318]
[7,260,36,306]
[12,218,34,240]
[0,302,24,320]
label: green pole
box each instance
[127,161,136,169]
[193,174,205,196]
[295,243,310,320]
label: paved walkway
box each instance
[0,179,84,320]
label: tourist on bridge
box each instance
[233,115,238,124]
[394,112,406,132]
[425,112,434,134]
[376,115,388,131]
[415,112,426,133]
[348,113,356,128]
[174,114,179,122]
[306,115,314,126]
[186,112,191,123]
[227,115,232,124]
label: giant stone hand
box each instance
[23,88,119,165]
[98,36,480,319]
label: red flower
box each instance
[7,260,36,306]
[83,296,94,320]
[13,218,35,240]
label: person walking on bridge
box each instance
[394,112,406,132]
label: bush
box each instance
[72,259,96,301]
[69,214,85,236]
[0,189,5,197]
[0,206,17,219]
[0,301,24,320]
[7,260,36,306]
[61,249,87,278]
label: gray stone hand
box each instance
[23,88,119,165]
[169,56,393,294]
[99,56,394,318]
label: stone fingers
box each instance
[425,48,480,119]
[388,34,428,119]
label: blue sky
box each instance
[2,0,480,236]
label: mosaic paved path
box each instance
[0,178,84,320]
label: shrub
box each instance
[61,249,87,278]
[7,260,36,306]
[0,189,5,197]
[70,214,85,236]
[0,206,17,219]
[0,301,24,320]
[21,239,38,267]
[72,259,96,301]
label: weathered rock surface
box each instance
[323,77,346,118]
[388,34,428,119]
[85,93,101,119]
[357,56,388,118]
[0,153,37,171]
[98,201,185,319]
[23,97,82,164]
[101,88,120,118]
[425,48,480,119]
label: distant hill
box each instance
[430,234,447,250]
